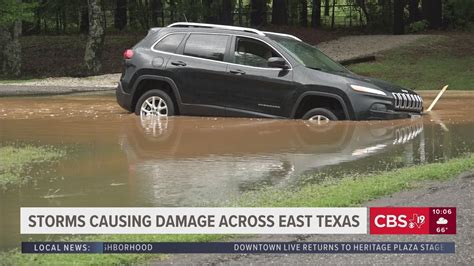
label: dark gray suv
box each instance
[116,22,423,121]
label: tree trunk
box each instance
[151,0,162,26]
[324,0,330,16]
[408,0,421,23]
[186,0,199,22]
[299,0,308,26]
[312,0,321,27]
[0,20,22,77]
[289,0,298,25]
[355,0,370,23]
[203,0,218,23]
[169,0,176,22]
[128,0,138,27]
[393,0,405,34]
[115,0,128,30]
[422,0,442,28]
[238,0,243,25]
[331,0,335,29]
[80,2,89,33]
[84,0,105,75]
[221,0,233,25]
[272,0,288,25]
[250,0,267,26]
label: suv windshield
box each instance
[269,35,349,73]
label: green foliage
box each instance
[444,0,474,29]
[407,19,429,33]
[347,0,393,31]
[0,145,65,188]
[0,0,36,27]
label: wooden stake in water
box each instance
[426,85,449,112]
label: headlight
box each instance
[350,85,387,96]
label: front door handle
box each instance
[230,69,246,75]
[171,61,187,66]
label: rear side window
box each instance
[153,33,186,53]
[183,34,229,61]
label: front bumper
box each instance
[116,82,133,112]
[368,109,422,120]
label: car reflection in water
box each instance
[119,116,424,206]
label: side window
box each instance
[234,37,279,68]
[183,34,229,61]
[153,33,186,53]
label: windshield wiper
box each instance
[307,66,322,71]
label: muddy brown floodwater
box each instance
[0,91,473,250]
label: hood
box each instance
[338,72,417,94]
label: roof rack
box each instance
[167,22,302,42]
[167,22,265,36]
[262,31,302,41]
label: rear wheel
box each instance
[302,108,338,123]
[135,90,175,117]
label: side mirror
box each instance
[267,57,289,69]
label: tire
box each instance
[134,89,175,117]
[302,108,338,121]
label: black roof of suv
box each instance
[116,22,423,121]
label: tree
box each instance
[299,0,308,26]
[221,0,233,25]
[203,0,219,23]
[408,0,422,23]
[312,0,321,27]
[393,0,404,34]
[272,0,288,25]
[0,0,33,77]
[114,0,127,30]
[80,1,89,33]
[84,0,105,75]
[422,0,442,28]
[324,0,330,16]
[238,0,243,25]
[151,0,163,26]
[250,0,267,26]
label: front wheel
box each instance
[302,108,338,122]
[135,90,175,117]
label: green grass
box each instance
[348,34,474,90]
[0,235,226,265]
[0,146,65,188]
[236,154,474,207]
[1,154,473,265]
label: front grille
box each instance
[392,92,423,111]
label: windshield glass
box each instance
[269,35,349,73]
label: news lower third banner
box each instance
[19,207,457,254]
[21,207,367,234]
[21,242,455,254]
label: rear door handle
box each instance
[171,61,187,66]
[230,69,246,75]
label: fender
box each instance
[131,74,184,109]
[291,91,353,120]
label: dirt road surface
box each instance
[0,85,114,96]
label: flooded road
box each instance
[1,91,474,250]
